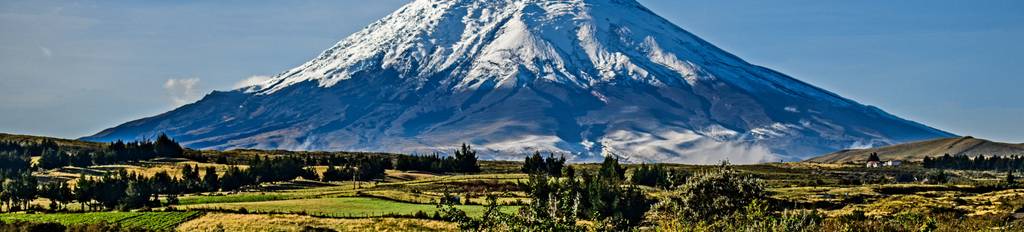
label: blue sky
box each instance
[1,0,1022,143]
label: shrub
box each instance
[651,162,766,222]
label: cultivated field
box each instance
[176,213,456,232]
[0,211,201,231]
[2,133,1023,231]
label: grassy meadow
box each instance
[1,133,1022,231]
[12,160,1022,231]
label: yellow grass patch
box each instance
[176,213,456,232]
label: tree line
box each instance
[519,152,687,189]
[36,134,185,170]
[923,154,1024,171]
[394,144,481,173]
[1,137,483,213]
[1,155,369,212]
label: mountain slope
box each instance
[807,136,1024,163]
[84,0,953,163]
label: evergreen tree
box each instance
[599,156,626,182]
[1007,170,1017,186]
[154,133,184,157]
[522,152,545,174]
[867,153,881,162]
[321,165,345,182]
[202,167,220,192]
[37,149,69,170]
[70,152,92,167]
[73,174,95,211]
[521,152,563,177]
[122,181,153,210]
[454,143,480,173]
[219,166,247,192]
[631,164,675,188]
[39,182,72,211]
[181,165,201,192]
[543,154,565,177]
[151,171,175,199]
[3,173,37,211]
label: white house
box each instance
[867,160,902,168]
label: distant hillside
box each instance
[807,136,1024,163]
[0,133,107,150]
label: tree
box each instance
[543,154,565,177]
[37,149,69,170]
[219,166,247,192]
[867,153,881,162]
[94,172,128,210]
[522,152,545,174]
[181,165,201,192]
[202,167,220,192]
[74,174,95,211]
[300,167,320,181]
[122,181,153,210]
[154,133,184,157]
[321,165,345,182]
[631,164,678,189]
[395,153,458,173]
[598,156,626,182]
[151,171,174,194]
[70,152,92,167]
[522,152,565,177]
[6,173,37,211]
[40,182,72,211]
[454,143,480,173]
[1008,170,1017,186]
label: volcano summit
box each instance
[85,0,953,163]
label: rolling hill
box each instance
[806,136,1024,163]
[0,133,107,150]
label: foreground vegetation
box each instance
[1,133,1023,231]
[0,211,201,231]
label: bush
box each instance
[651,162,766,222]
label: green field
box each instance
[180,197,518,218]
[0,211,202,231]
[5,132,1024,231]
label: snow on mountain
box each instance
[84,0,954,163]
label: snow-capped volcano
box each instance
[85,0,953,163]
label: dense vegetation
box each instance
[394,144,482,173]
[446,156,656,230]
[520,152,565,177]
[3,133,1024,231]
[0,135,483,214]
[924,154,1024,171]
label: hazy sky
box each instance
[1,0,1022,143]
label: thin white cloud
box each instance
[38,46,52,57]
[164,78,202,107]
[846,140,875,150]
[233,75,272,90]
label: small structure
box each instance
[864,152,901,168]
[866,152,882,168]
